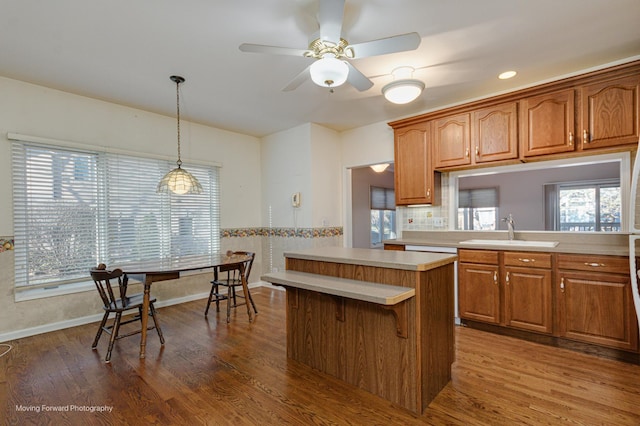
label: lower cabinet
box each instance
[459,249,639,354]
[557,254,639,352]
[459,259,500,324]
[504,252,553,334]
[459,249,552,333]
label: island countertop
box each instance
[283,246,457,271]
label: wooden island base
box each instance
[262,247,457,414]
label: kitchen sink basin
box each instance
[459,239,559,248]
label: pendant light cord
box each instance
[175,78,182,167]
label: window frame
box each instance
[11,135,221,300]
[370,186,396,247]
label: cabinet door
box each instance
[459,262,500,324]
[520,89,575,157]
[434,113,471,168]
[504,266,552,334]
[472,102,518,163]
[581,75,640,149]
[394,123,434,205]
[558,271,639,351]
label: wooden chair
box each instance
[90,266,164,362]
[205,251,258,322]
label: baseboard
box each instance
[0,282,275,343]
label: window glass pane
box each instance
[370,209,396,246]
[600,186,621,232]
[12,144,99,287]
[559,188,595,231]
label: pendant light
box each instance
[157,75,203,195]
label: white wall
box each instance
[261,124,313,228]
[310,124,342,227]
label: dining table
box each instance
[117,252,254,359]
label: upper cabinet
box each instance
[433,113,471,168]
[434,102,518,168]
[580,75,640,150]
[472,102,519,163]
[393,122,440,205]
[520,89,576,157]
[389,60,640,190]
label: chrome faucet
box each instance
[502,214,515,240]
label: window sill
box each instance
[15,280,95,302]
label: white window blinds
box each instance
[12,141,220,290]
[458,187,498,208]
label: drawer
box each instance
[557,253,629,274]
[504,251,552,269]
[458,249,499,265]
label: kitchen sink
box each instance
[459,239,559,248]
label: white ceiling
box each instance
[2,0,639,138]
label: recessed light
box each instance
[498,70,517,80]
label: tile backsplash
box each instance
[399,175,451,232]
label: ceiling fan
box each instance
[239,0,421,92]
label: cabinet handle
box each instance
[506,271,510,285]
[475,146,479,156]
[584,262,605,267]
[569,132,573,145]
[427,188,431,197]
[493,271,498,285]
[560,277,565,293]
[517,258,535,263]
[465,148,470,157]
[583,129,590,143]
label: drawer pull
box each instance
[560,277,565,293]
[584,262,605,267]
[506,271,510,285]
[493,271,498,285]
[518,258,535,263]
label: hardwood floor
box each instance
[2,287,640,425]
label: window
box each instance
[458,187,499,230]
[12,141,220,292]
[545,179,620,232]
[370,186,396,246]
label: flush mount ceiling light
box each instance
[157,75,203,195]
[370,163,390,173]
[382,66,425,104]
[309,54,349,89]
[498,70,517,80]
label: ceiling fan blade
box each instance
[318,0,344,43]
[239,43,309,57]
[345,62,374,92]
[282,65,312,91]
[347,32,421,58]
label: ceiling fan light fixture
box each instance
[310,56,349,88]
[382,66,425,104]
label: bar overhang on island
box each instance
[261,247,458,414]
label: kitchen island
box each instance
[261,247,457,414]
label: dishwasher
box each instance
[405,245,460,324]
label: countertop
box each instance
[283,246,457,271]
[383,231,630,257]
[261,270,415,305]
